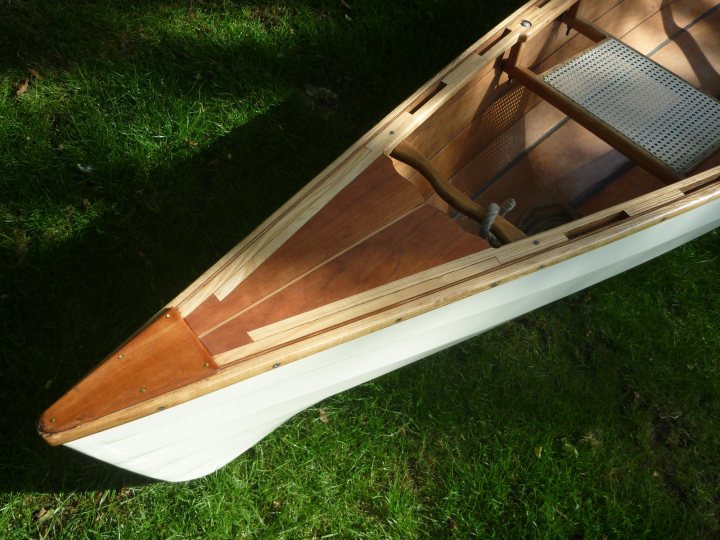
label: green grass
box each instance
[1,0,720,538]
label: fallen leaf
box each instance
[318,408,329,423]
[34,507,53,524]
[560,437,579,458]
[271,500,281,511]
[580,430,602,448]
[14,78,30,96]
[534,445,543,459]
[28,68,43,80]
[304,84,338,106]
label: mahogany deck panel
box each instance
[185,157,425,337]
[40,309,216,435]
[200,205,490,355]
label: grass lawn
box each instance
[2,0,720,537]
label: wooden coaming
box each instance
[40,0,720,446]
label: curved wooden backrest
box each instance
[390,141,526,244]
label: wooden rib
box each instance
[390,141,526,243]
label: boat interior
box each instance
[183,0,720,357]
[393,0,720,240]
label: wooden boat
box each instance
[39,0,720,481]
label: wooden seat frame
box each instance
[503,11,685,184]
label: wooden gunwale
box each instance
[40,0,720,445]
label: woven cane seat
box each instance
[540,38,720,176]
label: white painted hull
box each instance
[67,198,720,481]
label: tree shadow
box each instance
[0,0,528,493]
[0,89,368,492]
[660,3,720,90]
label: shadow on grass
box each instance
[0,91,359,492]
[0,0,574,495]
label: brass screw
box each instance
[203,362,210,368]
[165,313,171,318]
[272,363,281,369]
[118,353,124,359]
[49,417,56,423]
[139,387,147,393]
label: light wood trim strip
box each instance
[245,254,502,344]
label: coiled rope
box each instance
[481,198,517,247]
